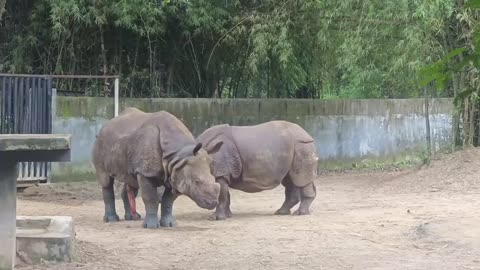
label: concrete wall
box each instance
[52,97,453,180]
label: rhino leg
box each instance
[101,175,120,222]
[138,175,160,229]
[160,187,178,227]
[293,182,316,215]
[215,179,231,220]
[288,142,317,215]
[157,186,165,204]
[225,191,232,218]
[121,184,142,221]
[274,177,300,215]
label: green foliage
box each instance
[417,0,480,148]
[419,48,466,90]
[0,0,462,98]
[419,0,480,99]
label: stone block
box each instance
[16,216,75,265]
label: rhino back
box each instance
[230,122,294,188]
[92,108,150,176]
[196,124,243,180]
[283,121,314,143]
[126,110,197,179]
[140,111,196,155]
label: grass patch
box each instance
[317,150,428,173]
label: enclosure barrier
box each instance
[0,73,119,185]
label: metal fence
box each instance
[0,74,53,184]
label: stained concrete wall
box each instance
[51,97,453,180]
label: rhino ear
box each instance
[193,142,203,155]
[204,140,223,155]
[168,156,188,174]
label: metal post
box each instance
[114,78,119,117]
[47,87,57,183]
[0,161,17,270]
[424,86,432,158]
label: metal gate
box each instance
[0,74,53,185]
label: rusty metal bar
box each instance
[0,73,120,79]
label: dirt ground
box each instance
[15,148,480,270]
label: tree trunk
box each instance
[267,60,271,98]
[118,31,123,76]
[0,0,6,21]
[463,97,470,147]
[54,38,66,74]
[99,26,108,96]
[232,54,247,98]
[147,37,153,98]
[477,101,480,147]
[469,96,475,146]
[167,59,176,96]
[129,37,140,98]
[152,42,159,98]
[451,73,459,152]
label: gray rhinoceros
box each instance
[92,107,222,228]
[196,120,318,220]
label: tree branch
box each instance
[319,15,412,26]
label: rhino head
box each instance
[167,141,223,210]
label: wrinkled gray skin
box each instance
[92,107,222,228]
[195,121,318,220]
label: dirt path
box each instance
[15,148,480,270]
[14,162,480,270]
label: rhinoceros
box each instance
[92,107,222,228]
[196,120,318,220]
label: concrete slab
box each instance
[0,134,72,270]
[0,134,71,162]
[0,134,70,151]
[16,216,75,264]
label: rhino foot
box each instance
[103,214,120,222]
[214,207,232,220]
[215,213,228,220]
[160,215,176,227]
[274,208,291,215]
[293,209,310,215]
[143,214,160,229]
[226,209,233,218]
[142,222,160,229]
[142,220,160,229]
[125,212,142,221]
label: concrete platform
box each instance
[0,134,71,162]
[0,134,71,270]
[16,216,75,264]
